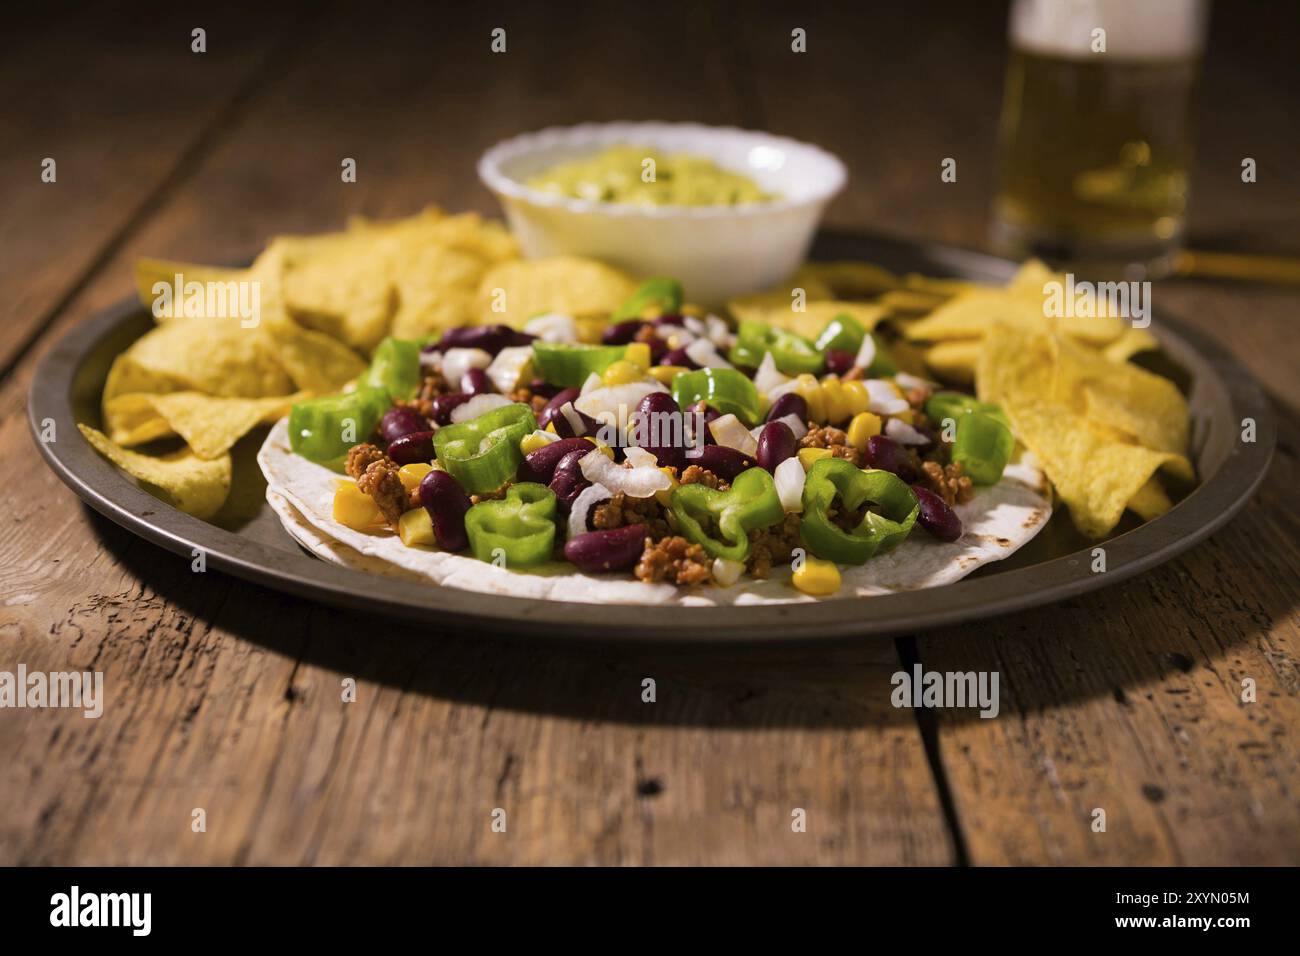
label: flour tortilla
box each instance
[258,418,1051,606]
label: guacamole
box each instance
[527,145,773,207]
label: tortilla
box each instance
[258,419,1051,606]
[80,424,232,519]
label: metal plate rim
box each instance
[27,234,1275,645]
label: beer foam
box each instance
[1011,0,1208,59]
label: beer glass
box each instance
[992,0,1210,278]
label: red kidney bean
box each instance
[911,485,962,542]
[602,320,649,345]
[386,430,435,465]
[548,449,590,510]
[461,367,492,395]
[652,314,684,327]
[756,421,797,473]
[429,392,472,426]
[564,524,647,574]
[661,346,700,370]
[764,392,808,425]
[630,391,685,471]
[380,405,430,444]
[432,325,533,355]
[551,402,600,439]
[538,388,580,430]
[528,378,561,400]
[864,434,917,482]
[517,437,593,484]
[695,444,756,482]
[824,348,855,376]
[419,470,471,551]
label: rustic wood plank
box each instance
[0,2,952,865]
[0,3,309,375]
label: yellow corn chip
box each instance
[105,391,306,459]
[123,320,295,398]
[1103,327,1159,362]
[476,257,635,327]
[1127,475,1173,521]
[923,339,981,385]
[134,259,252,321]
[78,424,232,519]
[793,261,899,298]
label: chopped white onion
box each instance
[622,446,659,469]
[774,456,806,512]
[683,315,707,336]
[655,323,695,345]
[853,333,877,370]
[709,414,759,457]
[420,348,443,372]
[441,347,492,386]
[568,483,613,539]
[753,351,790,394]
[684,337,732,369]
[524,312,578,343]
[886,417,931,446]
[894,371,935,393]
[578,449,671,498]
[450,392,511,423]
[559,402,590,436]
[778,413,808,441]
[705,314,736,350]
[865,379,910,416]
[486,345,533,394]
[575,382,666,445]
[711,557,745,587]
[579,372,604,396]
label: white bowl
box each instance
[478,122,847,305]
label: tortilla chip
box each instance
[280,244,397,353]
[1128,475,1173,521]
[1002,401,1190,538]
[793,261,898,298]
[476,257,635,327]
[123,319,295,398]
[262,321,367,394]
[879,288,951,315]
[387,245,489,339]
[134,259,252,321]
[105,391,306,459]
[79,424,231,519]
[923,339,981,385]
[1103,327,1159,362]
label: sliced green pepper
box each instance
[814,313,867,354]
[288,386,389,465]
[671,367,762,426]
[800,458,918,564]
[612,277,684,320]
[531,342,627,388]
[362,337,421,400]
[670,467,784,563]
[432,402,536,494]
[728,321,824,376]
[924,392,1013,485]
[464,482,557,567]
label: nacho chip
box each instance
[793,261,898,298]
[123,319,295,398]
[134,259,252,321]
[727,275,835,316]
[923,339,981,385]
[476,257,635,327]
[879,288,951,315]
[105,391,306,459]
[1128,475,1173,521]
[79,424,232,519]
[261,321,367,394]
[387,245,488,340]
[727,299,888,341]
[279,242,397,353]
[1103,327,1159,363]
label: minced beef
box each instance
[747,512,804,578]
[635,535,712,585]
[592,492,674,539]
[920,460,974,507]
[679,465,728,491]
[800,424,862,467]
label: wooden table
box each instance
[2,2,1297,865]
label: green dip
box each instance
[527,145,774,207]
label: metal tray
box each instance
[27,233,1275,644]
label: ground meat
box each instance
[397,396,437,424]
[469,485,509,505]
[679,465,728,491]
[507,386,550,415]
[747,512,803,578]
[592,492,675,539]
[635,535,712,585]
[921,460,974,507]
[356,460,408,525]
[417,372,451,402]
[634,324,659,345]
[800,424,862,466]
[345,443,388,480]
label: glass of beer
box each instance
[992,0,1210,278]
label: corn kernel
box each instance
[397,462,432,492]
[332,482,383,531]
[840,380,871,417]
[893,408,914,425]
[820,377,847,423]
[586,437,616,459]
[397,508,436,547]
[654,466,680,507]
[846,412,882,452]
[793,374,826,423]
[623,342,651,370]
[649,365,689,386]
[602,360,645,387]
[793,554,841,596]
[520,431,553,456]
[798,448,832,471]
[576,316,606,344]
[545,421,558,434]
